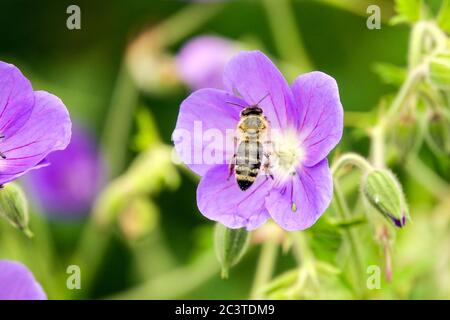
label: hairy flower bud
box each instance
[362,169,409,228]
[425,109,450,156]
[390,111,422,160]
[428,51,450,89]
[0,183,33,237]
[214,223,250,278]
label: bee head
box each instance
[240,106,263,117]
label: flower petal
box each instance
[0,62,35,138]
[0,91,71,185]
[265,159,332,231]
[173,88,245,176]
[223,51,296,129]
[24,125,103,217]
[291,71,343,166]
[0,260,47,300]
[197,165,272,230]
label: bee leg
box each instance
[228,154,236,180]
[262,161,274,180]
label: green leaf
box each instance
[437,0,450,33]
[373,63,407,86]
[391,0,422,24]
[428,51,450,89]
[328,215,368,229]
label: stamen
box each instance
[270,128,304,182]
[291,202,297,212]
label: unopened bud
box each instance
[428,51,450,90]
[0,183,33,237]
[390,111,422,159]
[362,169,409,228]
[126,30,180,95]
[118,197,159,241]
[425,109,450,156]
[214,223,250,279]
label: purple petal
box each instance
[173,88,245,176]
[265,159,332,231]
[196,165,272,230]
[176,36,239,90]
[291,72,343,166]
[24,125,104,218]
[0,62,34,138]
[0,91,71,185]
[223,51,297,129]
[0,260,47,300]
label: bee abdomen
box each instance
[235,140,263,191]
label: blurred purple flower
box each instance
[176,36,239,90]
[25,125,104,218]
[0,61,71,186]
[0,260,47,300]
[173,51,343,231]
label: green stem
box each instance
[384,64,427,122]
[250,240,278,299]
[262,0,313,72]
[153,2,226,48]
[332,180,366,298]
[292,232,314,264]
[101,63,139,178]
[70,219,111,297]
[108,251,219,299]
[331,152,374,176]
[373,63,427,168]
[408,22,427,68]
[405,155,450,200]
[371,125,386,168]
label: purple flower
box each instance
[24,125,103,218]
[173,51,343,231]
[0,260,47,300]
[0,61,71,186]
[176,36,240,90]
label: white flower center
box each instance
[269,128,304,182]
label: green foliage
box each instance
[373,63,406,86]
[437,0,450,33]
[214,223,250,278]
[391,0,422,24]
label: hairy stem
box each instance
[262,0,313,73]
[332,180,366,298]
[331,152,374,176]
[250,240,278,299]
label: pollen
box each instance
[270,128,304,182]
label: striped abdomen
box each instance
[235,140,263,191]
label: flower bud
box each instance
[0,183,33,237]
[425,109,450,156]
[214,223,250,278]
[389,111,422,160]
[362,169,409,228]
[118,197,159,241]
[428,51,450,90]
[126,30,180,95]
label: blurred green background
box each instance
[0,0,449,299]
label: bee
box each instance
[227,94,272,191]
